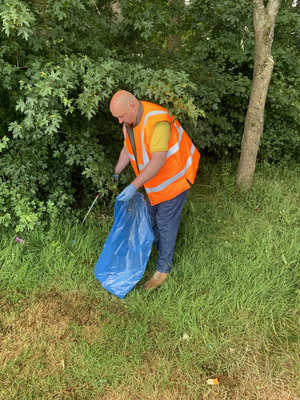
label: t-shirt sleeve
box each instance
[150,121,171,153]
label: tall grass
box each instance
[1,159,300,399]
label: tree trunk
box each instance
[167,0,185,52]
[167,32,182,51]
[235,0,282,193]
[111,1,123,24]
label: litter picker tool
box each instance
[81,193,99,225]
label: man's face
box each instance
[113,104,136,128]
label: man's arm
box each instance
[116,151,167,202]
[132,151,167,189]
[115,146,130,174]
[116,121,169,201]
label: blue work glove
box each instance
[116,184,137,202]
[113,173,119,181]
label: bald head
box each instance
[110,90,139,128]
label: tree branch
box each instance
[90,0,101,16]
[42,0,49,41]
[253,0,266,26]
[266,0,282,26]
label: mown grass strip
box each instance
[1,160,300,399]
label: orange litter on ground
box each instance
[207,378,219,385]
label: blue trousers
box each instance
[147,189,189,274]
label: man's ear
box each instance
[130,103,138,113]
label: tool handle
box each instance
[81,193,99,225]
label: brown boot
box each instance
[143,271,168,290]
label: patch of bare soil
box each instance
[0,288,103,377]
[0,290,298,400]
[100,363,297,400]
[101,380,296,400]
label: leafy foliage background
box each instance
[0,0,299,231]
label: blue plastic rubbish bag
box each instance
[94,193,154,299]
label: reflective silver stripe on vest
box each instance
[145,144,196,194]
[140,110,168,167]
[167,121,183,159]
[124,126,136,161]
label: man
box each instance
[110,90,200,290]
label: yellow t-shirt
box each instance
[124,121,171,153]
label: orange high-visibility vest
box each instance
[123,101,200,205]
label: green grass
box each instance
[1,158,300,399]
